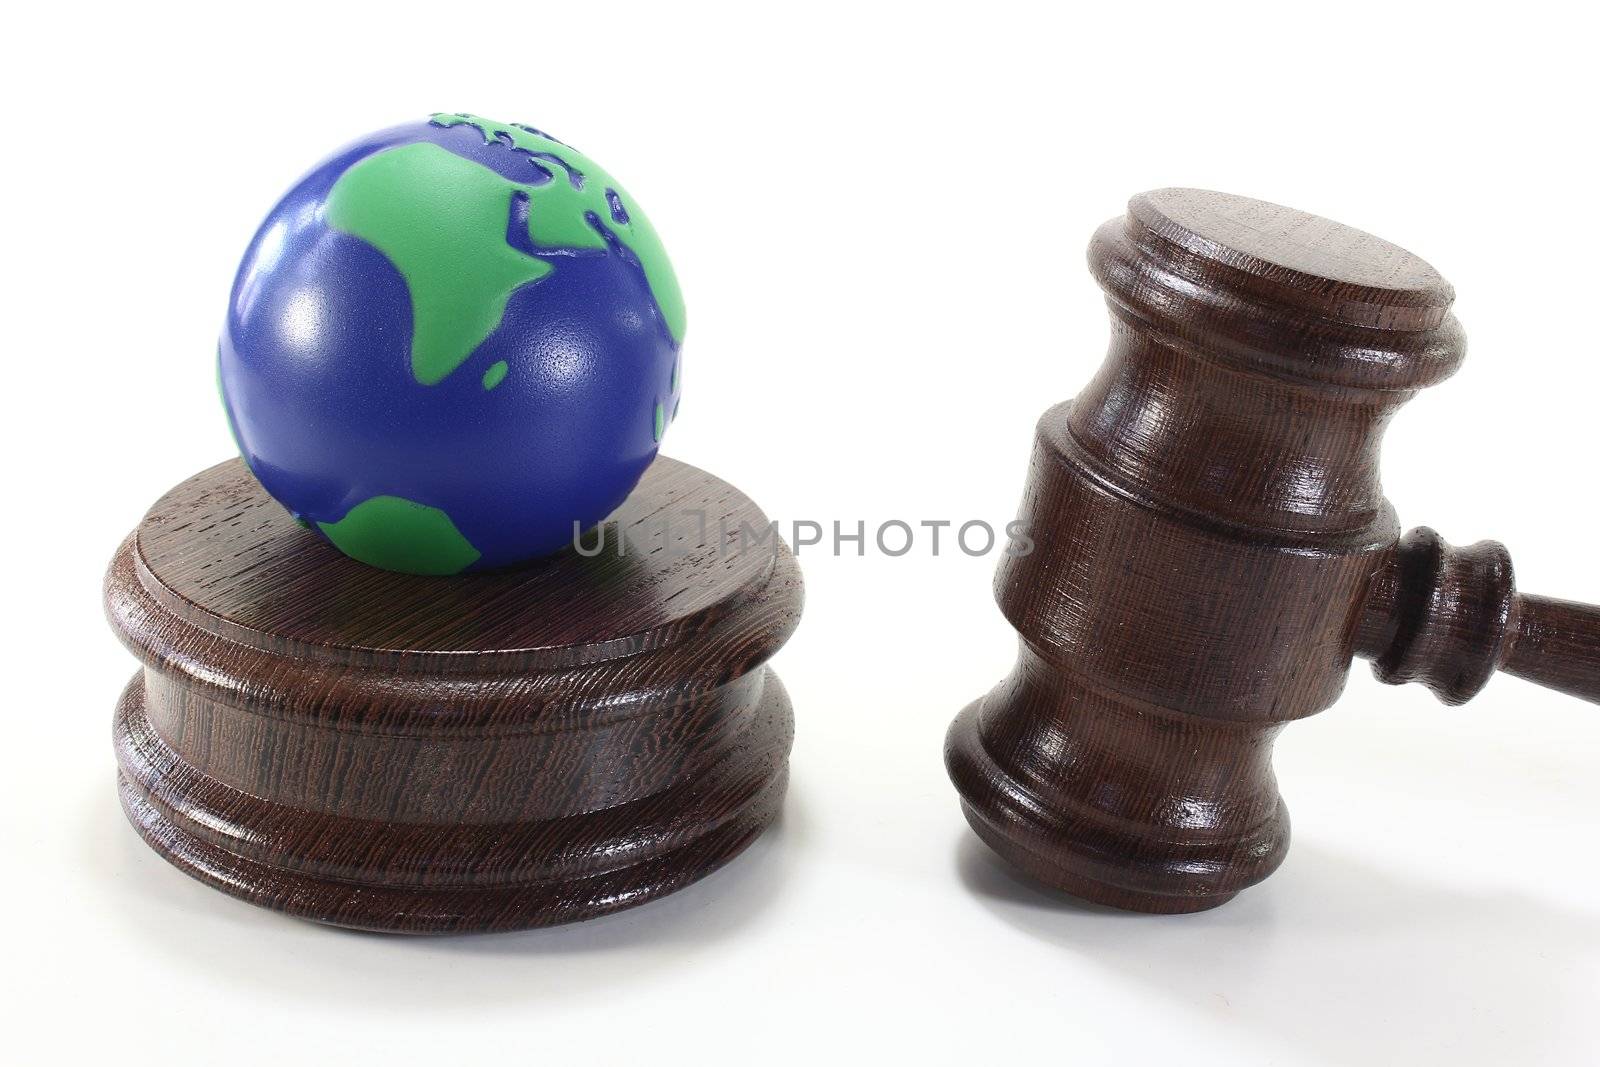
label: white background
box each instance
[5,2,1597,1064]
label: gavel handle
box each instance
[1501,595,1600,702]
[1354,527,1600,705]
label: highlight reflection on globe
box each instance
[219,112,685,574]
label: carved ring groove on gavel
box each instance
[945,188,1600,914]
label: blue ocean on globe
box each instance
[218,112,685,574]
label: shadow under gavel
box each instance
[946,188,1600,914]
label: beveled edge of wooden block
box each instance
[121,456,796,672]
[114,672,795,933]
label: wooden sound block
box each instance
[106,457,802,933]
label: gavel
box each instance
[945,188,1600,913]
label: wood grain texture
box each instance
[107,457,802,933]
[947,189,1600,914]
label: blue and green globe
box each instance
[219,112,685,573]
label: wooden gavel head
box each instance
[945,188,1600,913]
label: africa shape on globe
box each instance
[219,112,685,574]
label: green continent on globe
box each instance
[429,112,686,344]
[323,114,685,389]
[318,496,482,574]
[325,143,555,387]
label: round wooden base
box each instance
[106,458,802,933]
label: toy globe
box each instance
[219,112,685,573]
